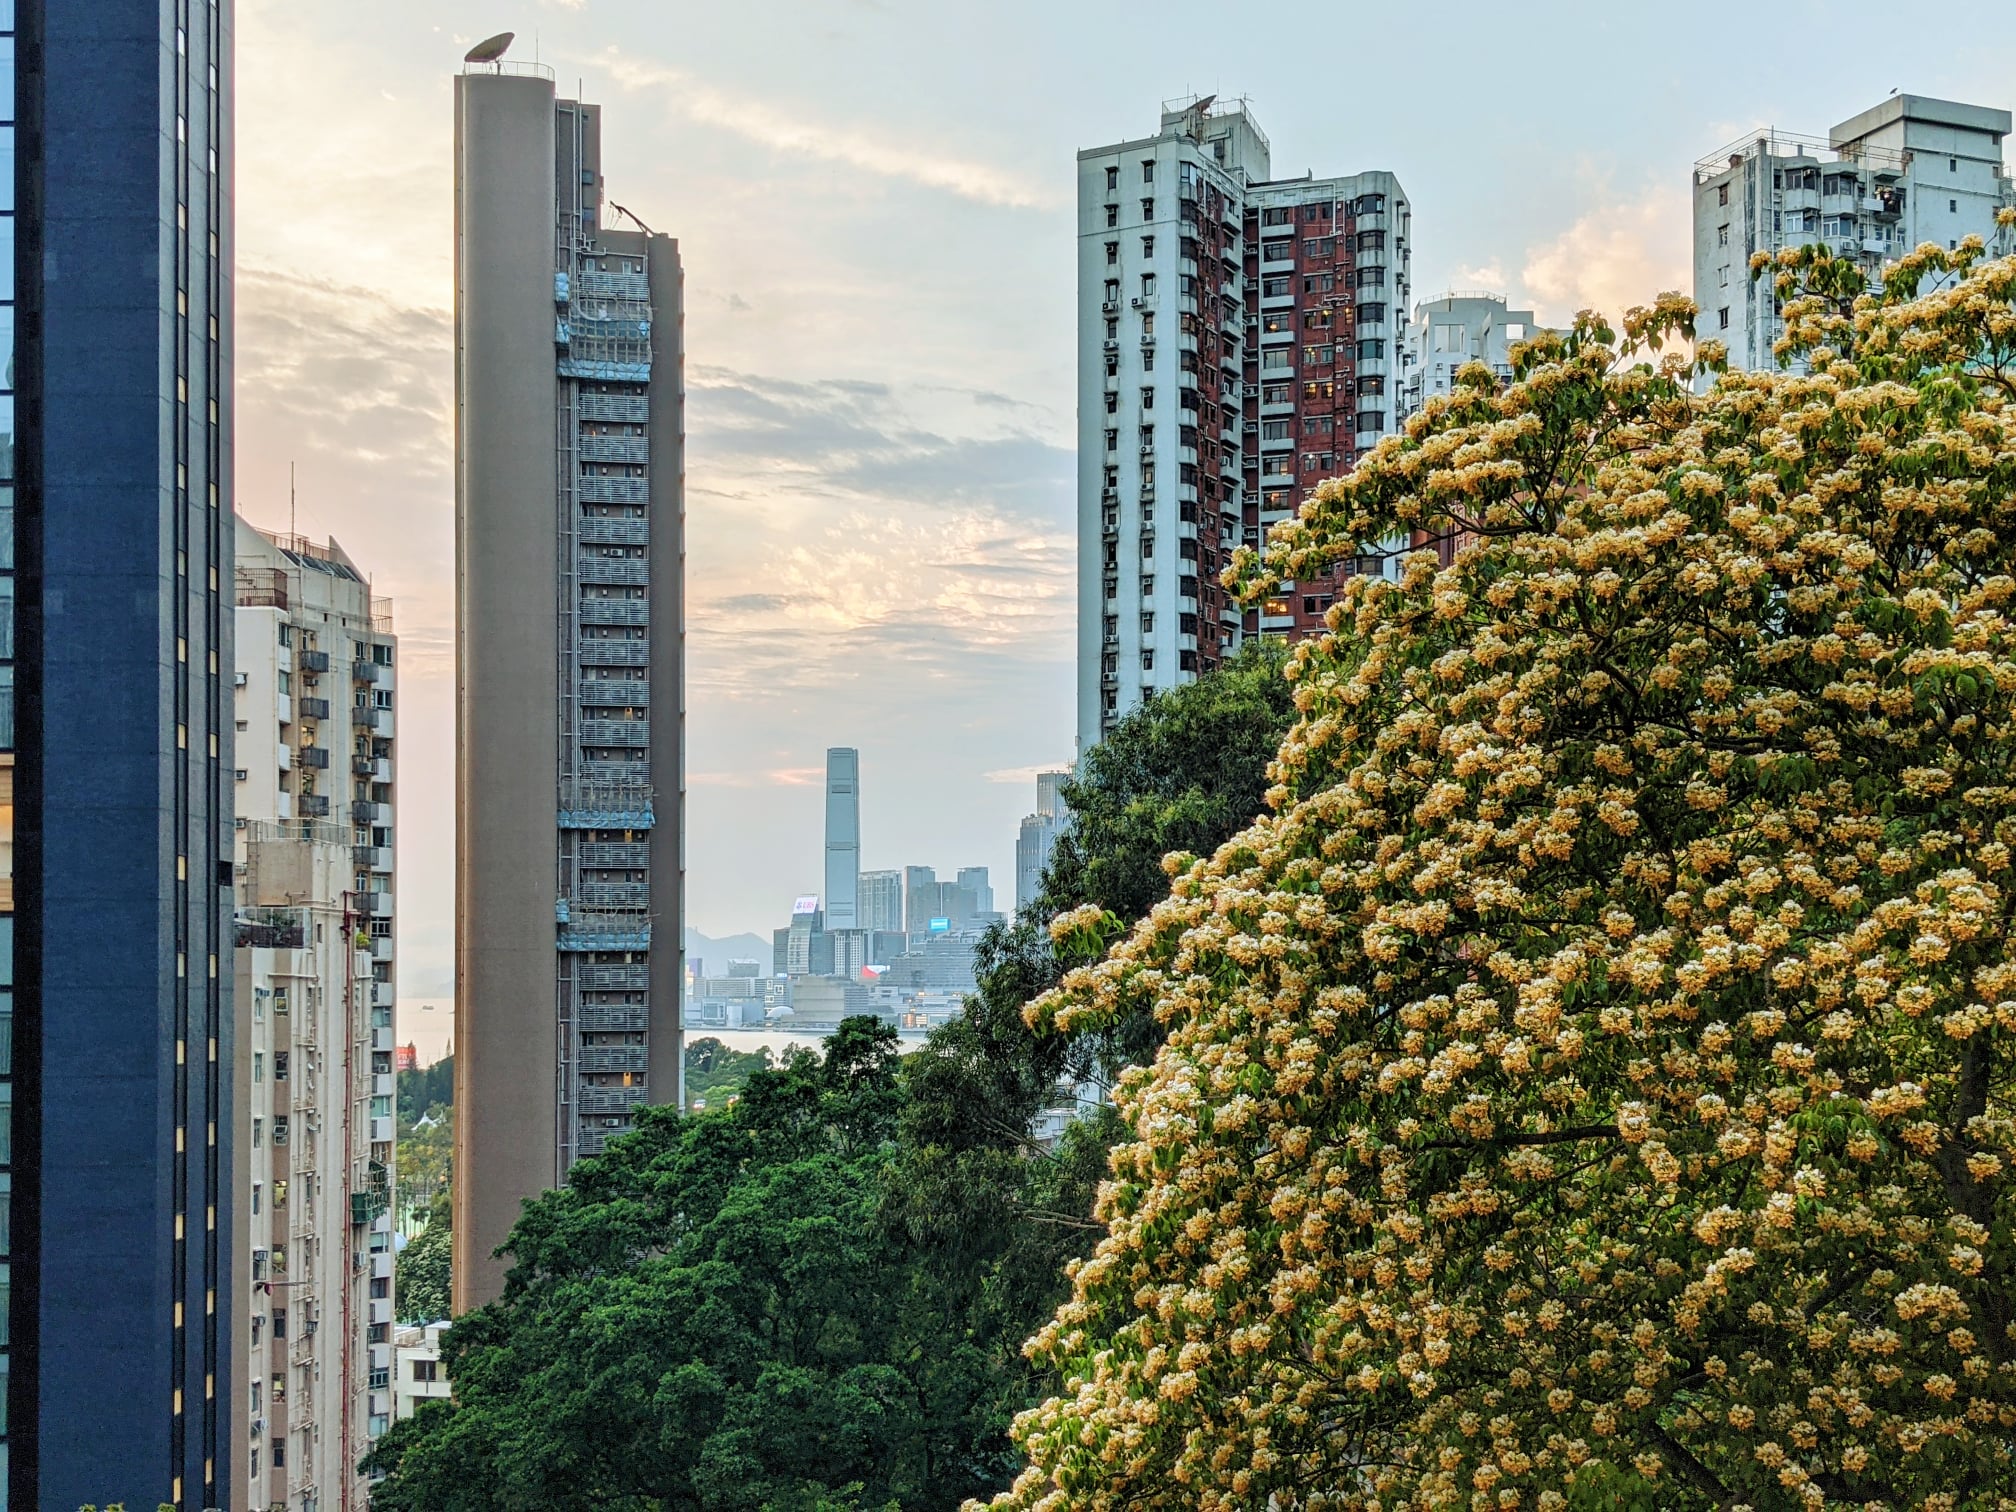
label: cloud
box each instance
[1519,181,1691,329]
[595,50,1056,210]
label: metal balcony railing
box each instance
[578,515,648,546]
[578,639,649,666]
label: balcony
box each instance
[371,980,394,1008]
[579,434,649,465]
[578,474,650,505]
[578,515,649,547]
[298,649,330,674]
[297,794,330,818]
[578,1085,649,1114]
[577,555,648,586]
[580,678,649,708]
[578,1002,649,1032]
[558,777,656,830]
[297,746,330,770]
[580,881,649,911]
[579,962,650,992]
[297,697,330,721]
[368,892,395,918]
[579,1045,648,1074]
[578,392,649,424]
[580,840,650,868]
[579,639,649,666]
[369,934,395,962]
[352,660,384,685]
[556,899,652,951]
[580,718,648,747]
[580,599,649,627]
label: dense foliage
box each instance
[397,1191,453,1324]
[362,1019,1107,1510]
[684,1036,774,1109]
[398,1052,454,1126]
[986,242,2016,1511]
[361,652,1295,1508]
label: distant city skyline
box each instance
[236,1,2016,1053]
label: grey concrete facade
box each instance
[453,64,683,1311]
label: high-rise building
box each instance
[956,866,994,918]
[1016,769,1073,915]
[859,870,903,934]
[903,865,938,935]
[1078,97,1410,749]
[1400,293,1543,418]
[1693,95,2016,372]
[823,748,860,931]
[9,3,239,1504]
[454,52,686,1311]
[231,521,400,1502]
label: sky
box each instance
[236,0,2016,1060]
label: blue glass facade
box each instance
[9,0,236,1507]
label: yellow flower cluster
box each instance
[978,250,2016,1510]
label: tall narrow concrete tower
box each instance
[823,747,861,931]
[454,52,685,1310]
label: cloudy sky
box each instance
[238,0,2016,1052]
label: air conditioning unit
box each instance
[1102,339,1119,352]
[234,671,248,687]
[603,1117,621,1128]
[1131,297,1144,308]
[1101,300,1118,314]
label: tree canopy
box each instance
[985,241,2016,1510]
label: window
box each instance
[1302,345,1334,365]
[1141,197,1154,220]
[1303,308,1332,330]
[1718,266,1729,288]
[1303,237,1335,258]
[1261,276,1290,297]
[1141,235,1155,258]
[1717,183,1728,206]
[1104,429,1117,453]
[1140,612,1155,633]
[1105,204,1118,228]
[1105,391,1118,414]
[1718,307,1730,329]
[1141,159,1155,184]
[1303,273,1334,295]
[1105,241,1118,265]
[1139,425,1154,448]
[1141,575,1154,594]
[1950,157,1958,173]
[1140,272,1155,297]
[272,1438,286,1469]
[1140,649,1155,671]
[1262,420,1292,440]
[1140,386,1155,409]
[1355,266,1385,288]
[1357,339,1386,360]
[1359,374,1385,396]
[1105,165,1118,191]
[1262,239,1292,261]
[413,1359,441,1384]
[1261,349,1291,370]
[1303,380,1335,402]
[1141,312,1155,337]
[1262,206,1293,226]
[1951,198,1959,213]
[1261,382,1291,404]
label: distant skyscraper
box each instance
[1693,96,2015,373]
[1017,770,1073,915]
[454,54,686,1310]
[824,748,861,930]
[859,870,903,933]
[1078,97,1410,749]
[957,866,994,917]
[903,865,938,934]
[10,3,239,1506]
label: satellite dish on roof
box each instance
[464,31,514,64]
[1192,94,1216,115]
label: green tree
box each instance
[985,244,2016,1509]
[366,1020,1004,1511]
[397,1190,453,1323]
[684,1035,773,1110]
[397,1051,453,1127]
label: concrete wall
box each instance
[453,70,561,1312]
[645,231,687,1116]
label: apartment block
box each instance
[231,521,399,1502]
[858,870,904,934]
[1015,769,1072,915]
[1694,94,2016,371]
[1400,292,1544,418]
[454,54,686,1309]
[1078,97,1411,748]
[9,2,239,1503]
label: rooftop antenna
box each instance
[289,460,296,540]
[610,202,655,235]
[463,30,514,67]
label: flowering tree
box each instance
[984,239,2016,1511]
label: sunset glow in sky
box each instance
[237,0,2016,1060]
